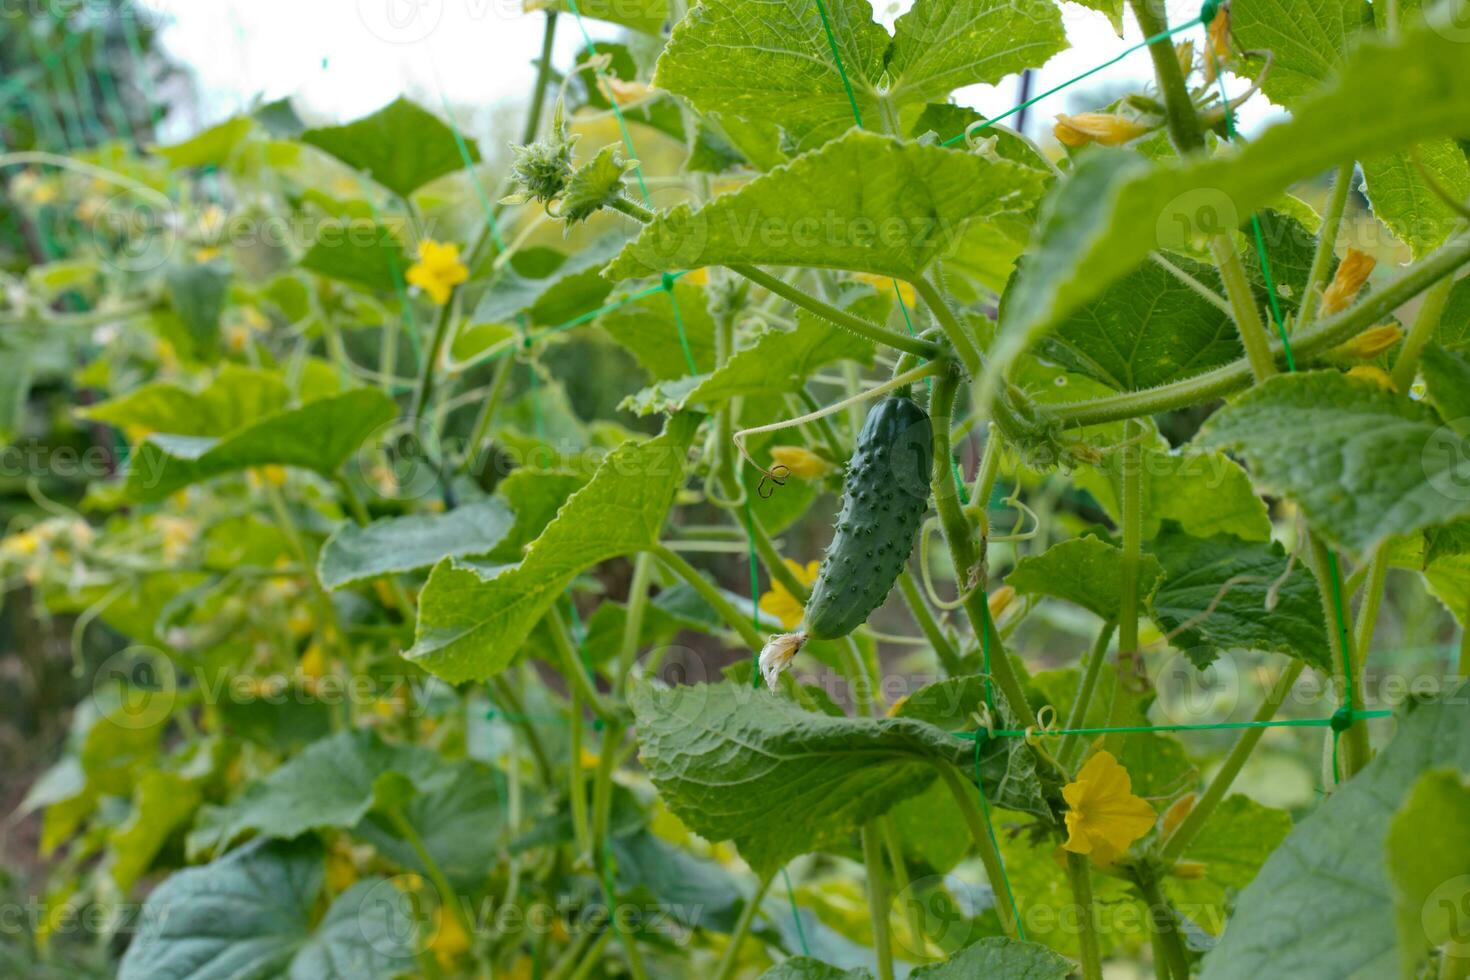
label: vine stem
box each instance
[1058,621,1117,770]
[711,872,776,980]
[897,568,964,675]
[732,264,941,359]
[1209,233,1276,381]
[1135,872,1190,980]
[862,822,895,980]
[489,674,555,787]
[1156,660,1305,864]
[651,544,766,649]
[1103,418,1146,744]
[1064,851,1104,980]
[1391,275,1457,391]
[547,607,618,724]
[934,760,1021,940]
[1042,231,1470,426]
[1298,163,1355,330]
[616,552,655,699]
[930,367,1037,730]
[386,807,476,943]
[1306,536,1371,775]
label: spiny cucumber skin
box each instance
[805,397,932,641]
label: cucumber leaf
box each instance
[317,499,517,590]
[1006,535,1165,621]
[300,97,479,199]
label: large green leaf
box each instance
[408,414,698,682]
[123,388,397,502]
[83,365,290,437]
[355,763,506,889]
[654,0,1064,153]
[989,22,1470,379]
[1201,681,1470,979]
[317,499,516,590]
[165,262,230,358]
[1385,769,1470,975]
[1235,0,1470,257]
[538,0,667,35]
[187,729,451,857]
[300,97,479,199]
[1072,441,1272,543]
[152,116,255,169]
[1438,275,1470,350]
[610,828,746,933]
[119,838,416,980]
[759,960,871,980]
[1420,344,1470,430]
[1198,370,1470,556]
[598,279,718,380]
[1147,524,1332,673]
[299,222,410,293]
[630,681,967,875]
[1006,535,1165,621]
[910,938,1073,979]
[108,771,201,893]
[605,130,1046,281]
[1166,794,1293,938]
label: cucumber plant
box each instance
[2,0,1470,978]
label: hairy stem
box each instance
[711,875,775,980]
[863,822,896,980]
[935,759,1020,940]
[1135,872,1191,980]
[1210,233,1277,381]
[652,544,766,649]
[1065,851,1104,980]
[1059,621,1117,770]
[1391,275,1456,391]
[1104,418,1147,744]
[931,368,1037,729]
[1040,232,1470,426]
[1131,0,1204,152]
[1298,164,1355,329]
[1306,537,1371,776]
[897,567,964,675]
[617,552,655,698]
[733,264,941,359]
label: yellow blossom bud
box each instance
[769,446,834,481]
[1346,365,1396,391]
[1171,860,1208,879]
[1332,324,1401,360]
[1161,793,1196,837]
[1053,113,1153,148]
[1320,249,1376,316]
[988,585,1016,620]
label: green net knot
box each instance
[1329,706,1355,734]
[1199,0,1221,24]
[660,272,678,293]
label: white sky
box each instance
[138,0,1278,144]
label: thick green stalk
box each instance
[547,608,617,724]
[1306,536,1371,776]
[460,355,515,475]
[930,368,1037,729]
[731,264,941,360]
[1059,621,1117,770]
[1130,0,1204,152]
[935,760,1020,940]
[1104,419,1146,743]
[862,822,895,980]
[387,807,476,942]
[1041,232,1470,426]
[616,553,655,698]
[897,568,964,675]
[1298,164,1355,330]
[652,545,766,649]
[1391,275,1457,391]
[1157,660,1305,864]
[911,275,982,369]
[1064,851,1104,980]
[712,873,776,980]
[1135,873,1190,980]
[1210,233,1277,380]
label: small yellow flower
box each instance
[579,748,601,770]
[1062,750,1157,866]
[1161,793,1195,837]
[1053,113,1152,148]
[406,239,469,305]
[1320,249,1376,316]
[158,517,197,561]
[769,446,834,481]
[326,843,359,892]
[759,559,820,629]
[1346,365,1396,391]
[194,246,223,263]
[601,77,651,106]
[1174,40,1195,79]
[1171,860,1208,880]
[988,585,1016,621]
[299,643,328,680]
[1332,324,1401,360]
[225,324,250,353]
[76,196,105,223]
[430,904,471,969]
[851,272,918,307]
[1202,4,1232,82]
[2,530,42,558]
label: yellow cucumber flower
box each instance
[1320,249,1376,315]
[1053,113,1152,148]
[1346,365,1396,391]
[1062,750,1157,866]
[769,446,834,481]
[1332,324,1402,360]
[758,559,820,629]
[406,239,470,305]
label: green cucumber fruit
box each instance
[804,396,932,640]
